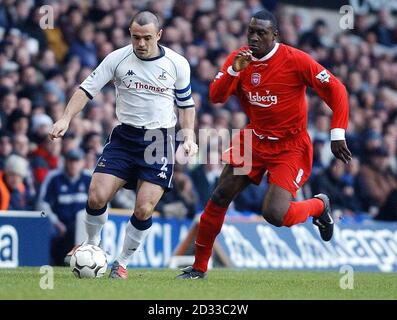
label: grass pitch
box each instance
[0,268,396,300]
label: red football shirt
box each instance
[209,43,348,139]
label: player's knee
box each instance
[134,203,154,220]
[88,186,109,209]
[261,204,285,227]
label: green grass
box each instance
[0,268,396,300]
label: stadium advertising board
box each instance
[0,211,51,267]
[102,214,192,268]
[2,210,396,272]
[216,220,397,272]
[0,211,190,268]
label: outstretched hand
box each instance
[331,140,352,164]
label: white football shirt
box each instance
[80,45,194,129]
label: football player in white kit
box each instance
[50,11,197,279]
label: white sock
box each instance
[117,221,151,268]
[84,210,108,246]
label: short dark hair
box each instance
[130,11,160,31]
[252,9,278,31]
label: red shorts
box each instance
[222,127,313,198]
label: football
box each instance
[70,245,107,279]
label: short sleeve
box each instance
[80,52,116,98]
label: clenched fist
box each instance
[49,117,70,140]
[182,138,198,157]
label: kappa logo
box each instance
[251,73,261,86]
[158,70,167,80]
[123,70,136,88]
[97,157,106,167]
[316,69,330,83]
[157,172,167,179]
[125,69,136,76]
[97,161,106,168]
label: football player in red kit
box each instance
[177,10,352,279]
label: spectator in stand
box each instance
[367,9,394,47]
[6,108,29,135]
[60,132,80,156]
[30,113,60,187]
[311,159,362,213]
[37,148,91,265]
[68,23,98,68]
[0,131,12,169]
[156,165,198,219]
[311,135,327,176]
[359,146,397,214]
[234,177,268,215]
[0,154,30,210]
[81,131,103,157]
[190,150,222,210]
[299,19,328,49]
[375,189,397,221]
[0,92,18,128]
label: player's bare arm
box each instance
[232,49,253,72]
[50,88,89,140]
[179,107,198,157]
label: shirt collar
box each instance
[252,42,280,62]
[134,45,165,61]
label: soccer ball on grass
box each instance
[70,244,107,278]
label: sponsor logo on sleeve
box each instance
[316,69,330,83]
[214,71,224,80]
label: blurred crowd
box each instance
[1,0,397,229]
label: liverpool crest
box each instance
[251,73,261,86]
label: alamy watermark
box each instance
[39,5,54,30]
[141,128,253,175]
[339,265,354,289]
[339,5,355,30]
[39,265,54,290]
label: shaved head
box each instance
[130,11,160,31]
[129,11,163,59]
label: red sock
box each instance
[193,200,227,273]
[281,198,324,227]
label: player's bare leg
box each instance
[177,165,251,279]
[85,173,126,245]
[65,173,126,265]
[262,184,333,241]
[110,180,164,279]
[211,164,252,207]
[261,184,292,226]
